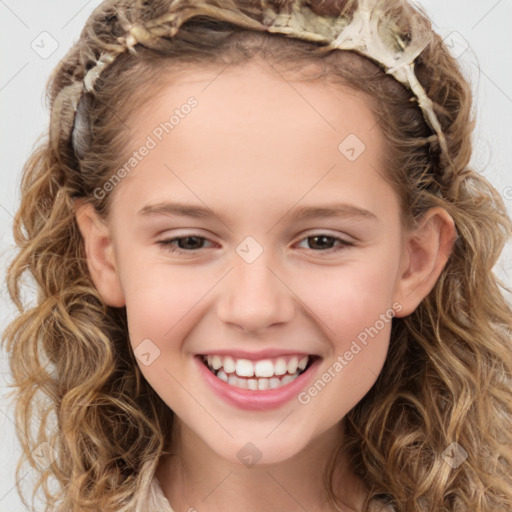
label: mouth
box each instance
[197,353,320,391]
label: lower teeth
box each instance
[210,366,303,390]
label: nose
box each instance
[216,250,296,334]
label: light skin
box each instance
[75,59,456,511]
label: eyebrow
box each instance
[137,201,378,222]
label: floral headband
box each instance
[50,0,450,167]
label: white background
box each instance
[1,1,511,510]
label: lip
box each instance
[196,348,314,360]
[194,354,322,411]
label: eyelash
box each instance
[156,233,355,256]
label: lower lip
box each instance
[194,355,321,411]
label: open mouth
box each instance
[198,354,319,391]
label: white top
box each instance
[146,477,175,511]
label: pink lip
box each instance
[194,355,321,411]
[197,348,314,360]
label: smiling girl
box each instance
[3,0,512,511]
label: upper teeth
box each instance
[204,355,309,378]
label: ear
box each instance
[74,200,126,307]
[393,207,457,318]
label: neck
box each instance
[155,418,367,512]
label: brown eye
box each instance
[157,235,213,255]
[296,234,354,253]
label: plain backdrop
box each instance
[1,1,511,510]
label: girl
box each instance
[3,0,512,511]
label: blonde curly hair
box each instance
[3,0,512,511]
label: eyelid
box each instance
[295,229,356,243]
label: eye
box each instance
[295,233,354,253]
[156,232,354,257]
[156,235,215,256]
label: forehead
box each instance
[122,59,383,162]
[127,57,379,136]
[107,59,396,224]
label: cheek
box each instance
[119,263,209,410]
[118,256,209,355]
[296,263,395,418]
[305,254,399,341]
[298,332,390,424]
[120,241,400,349]
[293,252,397,412]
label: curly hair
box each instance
[2,0,512,511]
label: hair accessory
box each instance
[65,0,449,164]
[118,22,161,51]
[328,0,448,158]
[83,53,116,93]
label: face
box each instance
[76,59,454,466]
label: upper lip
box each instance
[197,348,318,360]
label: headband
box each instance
[53,0,449,166]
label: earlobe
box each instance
[393,207,457,318]
[74,200,126,307]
